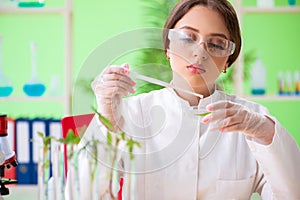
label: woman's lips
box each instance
[186,64,206,74]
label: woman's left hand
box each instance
[202,101,275,145]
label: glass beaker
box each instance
[0,36,13,97]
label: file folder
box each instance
[48,118,63,200]
[31,118,48,184]
[16,118,32,184]
[48,119,62,177]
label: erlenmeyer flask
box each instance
[0,36,13,97]
[23,42,46,97]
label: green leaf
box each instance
[107,131,112,146]
[38,132,44,138]
[92,107,114,131]
[195,112,211,117]
[44,136,52,146]
[57,130,80,145]
[120,132,126,140]
[126,139,133,149]
[133,141,142,148]
[37,132,56,146]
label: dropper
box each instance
[129,71,204,99]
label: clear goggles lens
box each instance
[168,29,235,57]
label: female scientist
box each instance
[68,0,300,199]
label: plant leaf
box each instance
[195,112,211,117]
[57,130,80,145]
[120,132,126,140]
[107,131,112,146]
[92,107,114,131]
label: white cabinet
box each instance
[0,0,73,115]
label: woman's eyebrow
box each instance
[210,33,228,39]
[177,26,229,39]
[178,26,199,32]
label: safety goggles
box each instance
[168,29,235,57]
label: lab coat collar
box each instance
[166,88,224,112]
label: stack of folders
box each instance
[6,117,63,185]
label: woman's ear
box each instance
[223,63,229,73]
[166,49,170,60]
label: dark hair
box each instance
[163,0,241,67]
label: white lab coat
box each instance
[66,89,300,200]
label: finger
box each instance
[92,76,134,95]
[91,63,131,90]
[218,115,243,130]
[104,63,130,75]
[206,100,235,112]
[94,78,135,95]
[96,86,134,98]
[219,123,247,134]
[91,73,103,90]
[102,73,136,86]
[202,108,236,124]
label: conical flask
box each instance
[23,42,46,97]
[0,36,13,97]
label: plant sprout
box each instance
[38,109,141,200]
[93,108,141,199]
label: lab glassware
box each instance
[23,42,46,97]
[0,36,13,97]
[288,0,296,6]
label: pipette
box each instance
[129,71,204,99]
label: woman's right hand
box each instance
[91,63,136,131]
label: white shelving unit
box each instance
[232,1,300,101]
[241,94,300,101]
[240,6,300,13]
[0,0,73,115]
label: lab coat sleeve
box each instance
[246,117,300,199]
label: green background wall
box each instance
[238,0,300,144]
[0,0,299,144]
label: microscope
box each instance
[0,114,18,196]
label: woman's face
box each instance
[167,5,230,88]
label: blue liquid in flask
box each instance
[0,86,13,97]
[23,83,46,97]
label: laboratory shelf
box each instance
[232,1,300,96]
[242,95,300,102]
[2,185,38,200]
[0,96,66,102]
[0,0,73,115]
[0,7,67,14]
[241,6,300,13]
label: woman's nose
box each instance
[192,43,208,60]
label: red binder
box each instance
[5,117,17,181]
[61,113,94,177]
